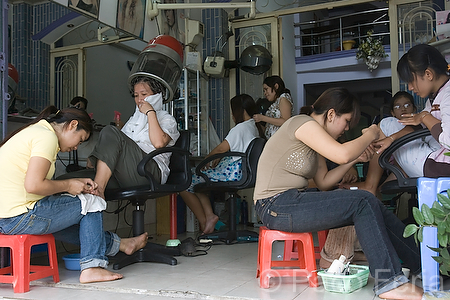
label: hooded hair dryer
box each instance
[128,35,184,103]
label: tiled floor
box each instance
[0,230,446,300]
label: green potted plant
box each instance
[403,191,450,275]
[356,31,388,71]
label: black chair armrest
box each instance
[378,128,431,189]
[195,151,246,182]
[137,146,191,190]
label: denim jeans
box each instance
[255,188,421,295]
[0,194,120,271]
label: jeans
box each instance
[255,188,421,295]
[0,194,120,271]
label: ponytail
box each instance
[230,94,266,139]
[299,105,314,115]
[306,88,360,128]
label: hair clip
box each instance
[69,104,82,109]
[47,110,60,120]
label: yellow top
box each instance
[0,120,59,218]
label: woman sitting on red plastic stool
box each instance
[254,87,422,300]
[0,106,148,284]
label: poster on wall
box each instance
[68,0,100,18]
[160,0,185,45]
[116,0,146,39]
[436,10,450,40]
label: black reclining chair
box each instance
[105,130,191,269]
[378,128,431,222]
[194,137,266,245]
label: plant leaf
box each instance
[438,193,450,209]
[421,204,434,224]
[438,221,448,235]
[433,256,444,264]
[441,248,450,260]
[431,207,446,219]
[403,224,418,238]
[446,219,450,232]
[442,207,450,217]
[412,207,424,225]
[440,264,450,276]
[418,226,424,243]
[439,233,448,247]
[433,201,442,209]
[429,246,443,253]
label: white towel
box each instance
[78,193,107,215]
[120,92,180,184]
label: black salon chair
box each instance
[194,137,266,245]
[105,130,191,269]
[378,128,431,222]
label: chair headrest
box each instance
[175,130,190,151]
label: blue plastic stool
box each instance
[417,177,449,291]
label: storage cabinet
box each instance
[172,68,209,157]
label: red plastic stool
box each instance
[256,226,323,289]
[283,230,328,260]
[0,234,60,293]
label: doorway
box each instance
[50,49,84,108]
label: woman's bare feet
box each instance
[79,267,123,283]
[202,214,219,234]
[378,283,423,300]
[89,184,105,200]
[97,189,105,200]
[119,232,148,255]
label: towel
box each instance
[78,193,107,215]
[121,93,178,154]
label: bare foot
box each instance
[89,184,105,200]
[119,232,148,255]
[79,267,123,283]
[202,214,219,234]
[95,186,105,200]
[97,190,105,200]
[378,283,423,300]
